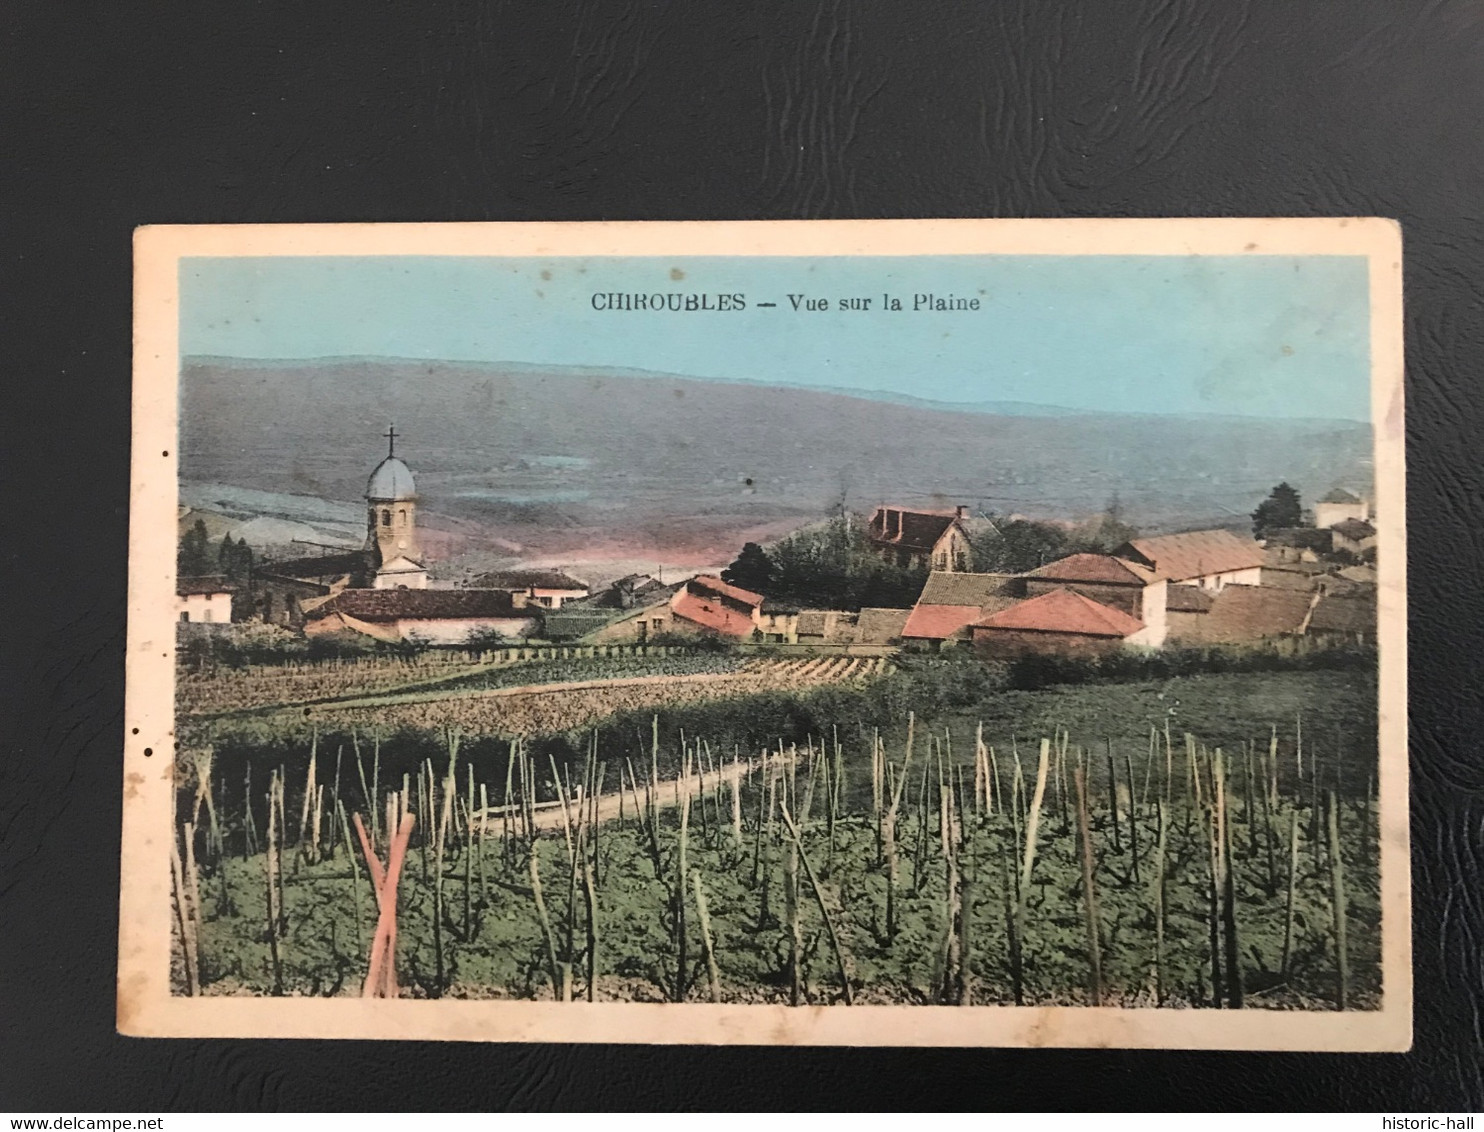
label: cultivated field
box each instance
[169,666,1379,1010]
[183,649,891,740]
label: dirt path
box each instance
[473,749,794,833]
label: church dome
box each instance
[366,456,416,501]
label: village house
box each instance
[1305,591,1377,645]
[971,587,1149,659]
[1263,527,1334,563]
[541,574,680,642]
[854,607,912,647]
[1313,488,1370,530]
[796,610,858,646]
[1258,551,1335,592]
[756,597,802,644]
[1114,529,1265,592]
[782,607,910,648]
[1330,518,1377,556]
[1164,584,1315,645]
[252,550,366,627]
[303,588,538,645]
[564,573,772,645]
[897,528,1317,659]
[669,574,766,638]
[1022,553,1168,646]
[588,600,672,644]
[176,575,235,624]
[900,571,1024,648]
[472,569,590,610]
[1337,563,1378,586]
[867,504,974,572]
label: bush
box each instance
[649,631,733,653]
[1005,642,1376,691]
[463,627,511,652]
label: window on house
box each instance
[180,611,190,622]
[382,510,391,526]
[398,508,407,525]
[203,609,213,622]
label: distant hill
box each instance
[180,357,1373,553]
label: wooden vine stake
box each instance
[1072,766,1103,1006]
[352,810,416,998]
[692,870,722,1003]
[1010,738,1051,1006]
[1326,790,1350,1010]
[169,827,200,996]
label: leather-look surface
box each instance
[2,0,1480,1111]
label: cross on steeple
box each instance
[384,424,398,458]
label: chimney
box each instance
[955,505,968,520]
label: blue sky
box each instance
[180,254,1371,420]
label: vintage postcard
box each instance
[121,219,1407,1048]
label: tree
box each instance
[1073,493,1139,553]
[971,518,1069,573]
[754,516,925,610]
[721,542,774,593]
[464,626,510,652]
[1252,482,1303,538]
[178,519,213,577]
[218,534,253,582]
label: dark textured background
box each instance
[3,0,1482,1111]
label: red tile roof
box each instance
[868,506,963,553]
[901,604,985,641]
[1028,553,1153,585]
[670,590,757,637]
[1117,529,1265,582]
[689,574,764,607]
[973,588,1144,638]
[306,588,520,622]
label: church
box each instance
[253,431,539,643]
[360,426,430,589]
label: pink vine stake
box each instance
[353,810,415,998]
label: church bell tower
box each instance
[365,425,422,570]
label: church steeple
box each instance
[365,427,421,570]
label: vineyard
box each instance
[169,668,1379,1010]
[177,645,742,717]
[185,652,892,741]
[316,656,890,737]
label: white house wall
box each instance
[176,592,233,623]
[391,616,538,645]
[1181,566,1261,592]
[1314,501,1369,530]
